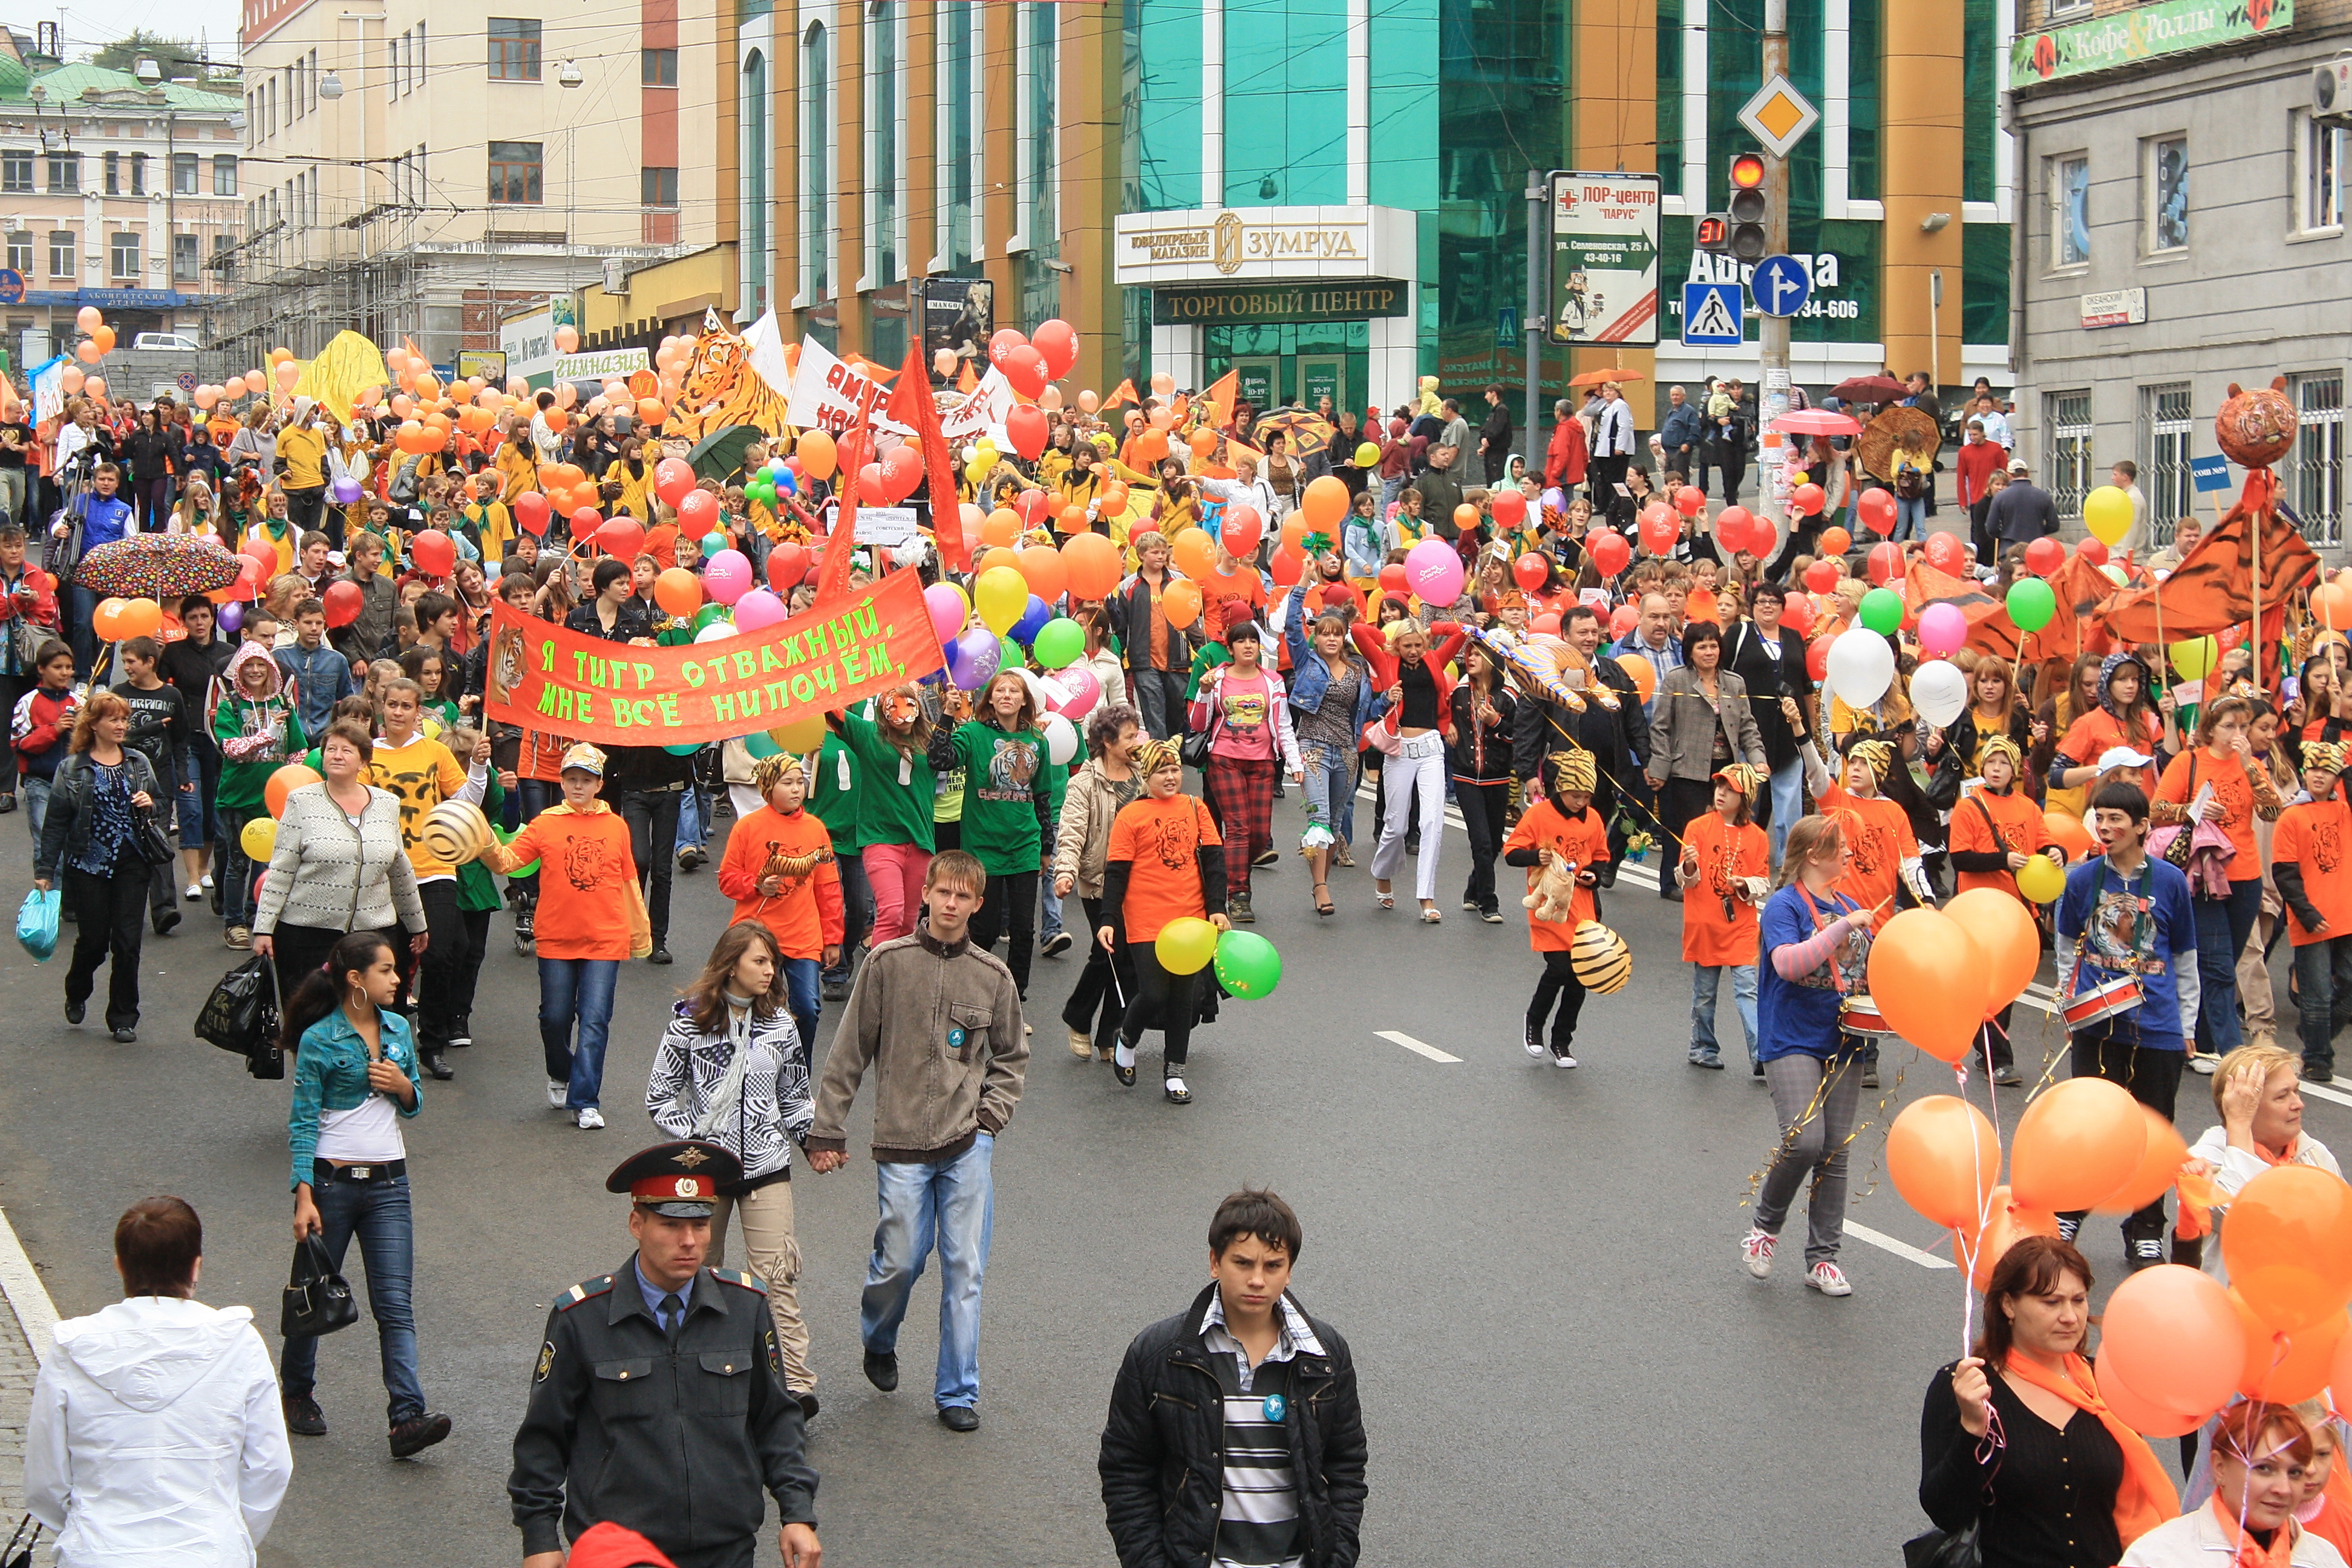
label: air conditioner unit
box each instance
[602,257,627,295]
[2316,57,2352,125]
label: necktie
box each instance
[659,1293,684,1337]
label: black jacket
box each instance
[34,746,163,881]
[1110,572,1197,676]
[1513,655,1647,789]
[1099,1282,1366,1568]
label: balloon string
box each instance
[1959,1050,1982,1361]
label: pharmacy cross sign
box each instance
[1737,74,1819,160]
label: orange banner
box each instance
[481,570,942,745]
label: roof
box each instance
[1,62,242,113]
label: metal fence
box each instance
[2141,382,2194,549]
[2291,372,2345,549]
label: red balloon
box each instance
[1005,405,1049,462]
[597,518,645,561]
[1030,319,1079,380]
[988,328,1027,368]
[858,463,889,507]
[1806,637,1831,680]
[677,489,719,531]
[1609,604,1639,637]
[1782,593,1817,635]
[2024,536,2066,578]
[514,492,551,535]
[1269,547,1304,587]
[1803,559,1840,594]
[322,579,364,629]
[1221,505,1264,557]
[2078,537,2109,567]
[1586,529,1630,577]
[1673,485,1705,518]
[768,541,809,589]
[1491,489,1528,529]
[1791,482,1826,517]
[1715,510,1751,555]
[880,443,924,503]
[1378,563,1408,593]
[654,457,696,508]
[1003,345,1049,400]
[241,536,277,569]
[1513,552,1549,592]
[410,528,456,577]
[1858,488,1898,537]
[1640,514,1678,557]
[1923,531,1967,575]
[1867,541,1906,586]
[568,509,604,544]
[1014,488,1054,528]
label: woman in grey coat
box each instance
[1645,619,1766,898]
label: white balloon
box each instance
[1824,627,1896,710]
[1042,711,1078,767]
[694,620,737,644]
[1911,658,1968,728]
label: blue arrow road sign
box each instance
[1680,282,1744,348]
[1750,255,1812,319]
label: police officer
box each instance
[509,1141,822,1568]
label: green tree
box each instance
[89,31,199,76]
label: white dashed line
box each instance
[1376,1030,1462,1063]
[1844,1222,1957,1270]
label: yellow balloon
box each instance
[769,714,828,754]
[2015,853,2066,904]
[965,459,990,485]
[1354,442,1380,467]
[1154,916,1220,976]
[2169,635,2219,681]
[975,566,1029,635]
[240,817,278,861]
[2083,485,2134,546]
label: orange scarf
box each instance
[2209,1492,2298,1567]
[2001,1352,2179,1547]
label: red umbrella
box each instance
[1831,375,1909,405]
[1772,410,1862,437]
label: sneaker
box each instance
[448,1018,472,1049]
[575,1107,606,1130]
[1689,1050,1724,1070]
[547,1079,569,1109]
[1480,909,1503,924]
[2305,1062,2337,1085]
[1992,1067,2023,1087]
[1861,1063,1880,1089]
[1253,849,1279,867]
[1229,893,1255,924]
[282,1393,326,1437]
[184,882,201,901]
[2190,1054,2218,1076]
[1806,1261,1854,1297]
[1523,1024,1547,1060]
[388,1412,452,1459]
[1041,930,1073,958]
[111,1027,137,1043]
[648,947,673,966]
[1462,898,1479,912]
[677,846,705,872]
[1741,1228,1775,1279]
[1552,1050,1578,1068]
[0,791,15,814]
[200,872,214,890]
[225,926,250,949]
[2128,1237,2166,1272]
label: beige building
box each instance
[229,0,721,365]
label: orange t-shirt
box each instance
[491,805,638,959]
[1817,781,1918,913]
[2155,749,2262,870]
[1678,811,1769,966]
[2056,707,2163,799]
[1106,792,1222,943]
[1503,799,1610,952]
[1951,786,2057,901]
[719,805,846,959]
[2275,797,2352,946]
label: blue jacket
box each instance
[273,639,354,737]
[287,1006,422,1190]
[1659,402,1707,452]
[1282,583,1387,734]
[2054,853,2199,1050]
[74,494,132,554]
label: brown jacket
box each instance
[806,924,1028,1163]
[1053,760,1138,901]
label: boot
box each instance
[420,1050,455,1081]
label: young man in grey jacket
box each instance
[806,848,1027,1432]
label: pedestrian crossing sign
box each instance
[1681,282,1745,348]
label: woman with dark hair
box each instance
[279,930,451,1458]
[1448,641,1517,923]
[1362,613,1468,921]
[2052,650,2172,804]
[1053,702,1146,1060]
[644,921,818,1414]
[1723,580,1816,862]
[1645,620,1766,895]
[563,557,655,644]
[34,688,163,1041]
[1186,621,1301,926]
[1921,1233,2177,1567]
[930,669,1054,1005]
[124,404,182,532]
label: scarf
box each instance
[2209,1492,2298,1568]
[2001,1352,2178,1547]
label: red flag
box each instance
[1204,369,1238,430]
[815,409,868,605]
[889,342,968,573]
[1100,378,1138,410]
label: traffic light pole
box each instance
[1759,0,1792,507]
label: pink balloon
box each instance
[926,583,969,642]
[1049,664,1102,719]
[1917,601,1968,658]
[1403,538,1464,607]
[704,549,753,606]
[732,588,788,633]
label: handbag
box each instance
[281,1233,358,1339]
[1900,1523,1980,1568]
[131,803,176,867]
[1,1514,42,1568]
[195,953,281,1060]
[2162,753,2198,868]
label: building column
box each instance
[1367,315,1417,411]
[1151,322,1203,390]
[1061,0,1122,391]
[1568,0,1657,393]
[834,0,868,352]
[1881,0,1963,382]
[907,2,936,306]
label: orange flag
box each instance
[956,361,979,395]
[1204,369,1239,430]
[2096,472,2319,679]
[816,407,870,605]
[1100,378,1138,410]
[887,341,967,573]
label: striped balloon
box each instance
[1568,920,1631,995]
[423,800,492,869]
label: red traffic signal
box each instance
[1730,152,1766,191]
[1695,215,1729,252]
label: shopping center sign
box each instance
[1113,206,1418,289]
[2010,0,2290,88]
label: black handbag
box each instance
[281,1234,358,1339]
[130,803,176,867]
[195,955,283,1076]
[1901,1524,1980,1568]
[2,1514,42,1568]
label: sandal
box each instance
[1374,889,1395,910]
[1313,881,1334,916]
[1420,906,1442,924]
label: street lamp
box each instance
[319,72,344,100]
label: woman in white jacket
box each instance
[2184,1044,2342,1282]
[26,1197,291,1568]
[2122,1401,2346,1566]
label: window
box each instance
[488,18,542,81]
[213,155,238,196]
[212,232,235,281]
[938,1,976,269]
[488,141,543,204]
[172,232,199,282]
[173,152,198,195]
[108,231,138,279]
[2051,155,2088,268]
[867,1,898,286]
[2292,373,2345,549]
[129,153,146,197]
[2046,391,2094,520]
[642,47,676,85]
[642,166,678,206]
[103,151,119,195]
[46,229,71,277]
[2300,111,2344,235]
[0,151,30,194]
[47,152,76,195]
[802,24,829,301]
[2140,383,2194,546]
[4,233,29,273]
[740,45,766,310]
[2148,136,2187,253]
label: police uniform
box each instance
[508,1142,818,1568]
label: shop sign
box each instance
[1151,281,1409,325]
[2080,287,2147,328]
[1547,172,1661,347]
[1662,230,1877,344]
[555,347,651,382]
[1113,206,1415,287]
[2010,0,2290,88]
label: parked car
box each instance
[131,333,201,352]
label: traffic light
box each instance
[1726,152,1769,262]
[1694,213,1730,253]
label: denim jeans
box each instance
[1691,963,1759,1063]
[2295,934,2352,1080]
[860,1133,994,1409]
[1041,883,1063,941]
[21,776,48,865]
[2192,878,2264,1054]
[1893,494,1927,541]
[781,955,822,1053]
[1300,743,1353,848]
[66,583,101,681]
[179,737,221,850]
[218,805,262,929]
[1763,754,1805,867]
[539,957,619,1110]
[281,1172,425,1425]
[1129,668,1189,742]
[676,783,710,850]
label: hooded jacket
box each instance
[25,1295,292,1567]
[210,641,305,813]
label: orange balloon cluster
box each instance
[91,596,162,642]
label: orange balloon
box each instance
[1171,529,1219,581]
[1061,533,1121,600]
[1944,886,2040,1017]
[1452,504,1480,532]
[653,567,702,617]
[1099,482,1129,515]
[1054,502,1087,535]
[635,398,667,426]
[2092,1105,2192,1216]
[91,325,116,354]
[2101,1263,2244,1418]
[2234,1292,2346,1403]
[2010,1076,2149,1214]
[981,509,1022,549]
[1301,475,1349,530]
[1014,546,1068,603]
[1160,579,1203,630]
[2093,1354,2206,1438]
[1189,428,1218,459]
[1281,515,1310,551]
[1818,526,1853,557]
[265,762,322,820]
[2223,1165,2352,1331]
[1866,909,1990,1064]
[1134,430,1170,464]
[798,430,838,481]
[1885,1095,2000,1230]
[1957,1183,2060,1293]
[544,407,570,434]
[117,597,162,641]
[90,598,126,641]
[978,547,1021,579]
[1613,652,1656,702]
[2045,809,2096,862]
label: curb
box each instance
[0,1204,57,1364]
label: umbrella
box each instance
[687,423,764,485]
[1772,409,1862,437]
[1253,410,1334,459]
[71,534,244,599]
[1831,375,1909,405]
[1567,368,1645,387]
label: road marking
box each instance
[1376,1030,1462,1063]
[0,1203,59,1362]
[2305,1078,2352,1111]
[1844,1221,1956,1270]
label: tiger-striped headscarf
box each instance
[753,752,807,795]
[1545,748,1596,794]
[2305,740,2348,778]
[1712,762,1765,799]
[1843,737,1896,782]
[1136,738,1183,776]
[1976,734,2024,779]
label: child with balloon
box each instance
[1094,738,1229,1103]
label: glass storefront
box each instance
[1203,321,1371,411]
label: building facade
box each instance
[232,0,721,364]
[724,0,2009,421]
[2010,0,2350,555]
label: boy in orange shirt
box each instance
[1676,763,1770,1072]
[1946,736,2063,1084]
[2273,741,2352,1082]
[719,752,846,1048]
[1503,747,1613,1068]
[1810,734,1930,1086]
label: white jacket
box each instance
[2184,1125,2342,1288]
[25,1296,292,1568]
[2120,1504,2347,1566]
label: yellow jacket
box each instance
[495,440,537,506]
[603,459,653,521]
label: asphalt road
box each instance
[0,791,2313,1567]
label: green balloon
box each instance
[1858,586,1905,636]
[694,603,730,630]
[1033,617,1084,669]
[2007,578,2058,633]
[998,635,1022,671]
[492,825,540,880]
[702,532,728,558]
[664,742,702,756]
[745,731,782,759]
[1212,929,1282,1000]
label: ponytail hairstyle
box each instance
[1773,814,1846,892]
[279,930,396,1055]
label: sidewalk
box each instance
[0,1206,58,1566]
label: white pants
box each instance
[706,1181,814,1391]
[1371,741,1445,901]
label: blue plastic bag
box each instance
[16,887,57,962]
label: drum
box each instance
[2062,973,2144,1031]
[1840,995,1893,1037]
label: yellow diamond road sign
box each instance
[1737,74,1819,160]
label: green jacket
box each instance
[927,719,1051,877]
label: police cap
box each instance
[604,1140,742,1218]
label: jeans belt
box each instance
[314,1158,405,1185]
[1399,731,1443,759]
